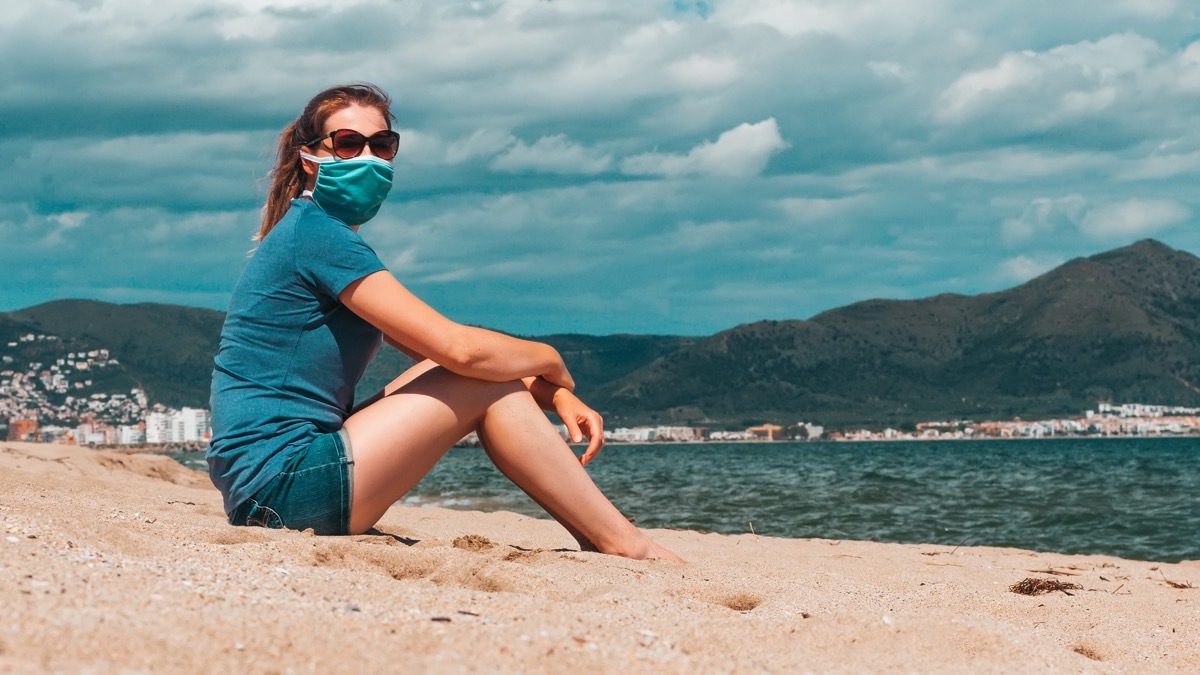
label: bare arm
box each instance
[340,271,574,390]
[383,334,426,362]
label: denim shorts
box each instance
[228,428,355,536]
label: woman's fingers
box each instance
[578,411,605,465]
[563,415,584,444]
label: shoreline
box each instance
[2,440,1197,672]
[23,431,1198,455]
[569,433,1200,447]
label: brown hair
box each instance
[258,83,395,240]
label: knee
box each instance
[481,376,528,400]
[434,368,526,399]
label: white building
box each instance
[117,425,145,445]
[145,412,170,444]
[146,407,211,444]
[178,407,211,442]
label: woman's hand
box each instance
[551,388,605,465]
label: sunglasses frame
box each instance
[300,128,400,160]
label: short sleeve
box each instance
[293,207,388,299]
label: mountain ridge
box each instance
[593,239,1200,426]
[4,239,1197,428]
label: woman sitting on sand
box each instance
[208,83,681,562]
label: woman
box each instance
[208,83,682,562]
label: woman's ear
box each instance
[300,152,316,178]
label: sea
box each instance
[172,437,1200,563]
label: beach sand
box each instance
[1,441,1196,673]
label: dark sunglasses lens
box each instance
[368,131,400,160]
[330,130,367,158]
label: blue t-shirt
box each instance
[208,199,387,514]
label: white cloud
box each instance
[393,129,445,165]
[867,61,907,81]
[42,211,91,248]
[1001,194,1087,245]
[935,32,1163,126]
[998,255,1065,284]
[836,149,1107,187]
[621,118,788,178]
[490,134,611,174]
[937,52,1042,123]
[1118,147,1200,180]
[1079,199,1191,239]
[445,129,517,164]
[1175,40,1200,93]
[713,0,952,42]
[1116,0,1177,19]
[48,211,89,229]
[778,195,871,222]
[666,54,741,90]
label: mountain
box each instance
[6,300,226,408]
[592,240,1200,427]
[3,239,1197,427]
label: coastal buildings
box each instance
[606,426,704,443]
[606,422,821,442]
[1,333,210,446]
[145,408,211,445]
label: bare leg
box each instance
[343,363,683,561]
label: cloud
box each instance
[621,118,788,177]
[666,54,741,90]
[1079,199,1191,239]
[712,0,953,42]
[1118,145,1200,180]
[935,32,1163,127]
[777,195,872,222]
[998,255,1066,284]
[42,211,91,248]
[1001,195,1087,245]
[2,0,1199,335]
[445,129,517,164]
[867,61,907,81]
[490,134,612,174]
[1116,0,1177,20]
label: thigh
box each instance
[350,358,441,414]
[343,363,525,534]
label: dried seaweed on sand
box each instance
[1010,577,1082,596]
[1157,571,1195,590]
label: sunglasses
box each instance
[301,128,401,161]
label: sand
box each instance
[0,441,1196,673]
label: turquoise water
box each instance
[175,437,1200,563]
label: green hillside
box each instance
[5,239,1198,428]
[593,240,1200,427]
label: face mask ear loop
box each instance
[299,150,392,167]
[299,150,333,165]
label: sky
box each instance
[2,0,1198,336]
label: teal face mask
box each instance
[300,151,394,226]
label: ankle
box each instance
[597,533,652,560]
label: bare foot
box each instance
[646,539,686,563]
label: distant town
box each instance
[4,331,1199,446]
[594,400,1200,443]
[1,333,209,446]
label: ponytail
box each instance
[258,121,308,239]
[257,83,395,240]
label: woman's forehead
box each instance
[324,104,388,133]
